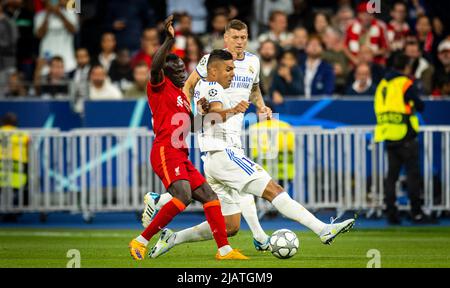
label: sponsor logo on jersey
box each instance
[230,75,253,89]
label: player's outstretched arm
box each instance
[183,70,202,101]
[150,15,175,85]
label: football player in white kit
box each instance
[144,21,355,259]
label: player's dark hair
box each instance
[207,50,233,68]
[392,53,412,71]
[166,54,180,63]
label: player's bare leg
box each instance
[129,180,191,260]
[148,183,248,260]
[261,180,355,245]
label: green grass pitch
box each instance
[0,227,449,268]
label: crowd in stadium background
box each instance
[0,0,449,104]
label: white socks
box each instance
[271,192,326,235]
[239,193,269,243]
[173,221,213,245]
[135,235,149,246]
[173,222,231,256]
[156,193,173,209]
[218,245,233,256]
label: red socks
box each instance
[203,200,229,249]
[141,198,186,240]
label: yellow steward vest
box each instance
[374,76,419,142]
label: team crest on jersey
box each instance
[176,96,184,107]
[199,56,207,66]
[208,89,218,98]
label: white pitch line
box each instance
[0,231,130,238]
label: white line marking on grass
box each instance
[0,231,129,238]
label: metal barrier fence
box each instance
[1,126,449,220]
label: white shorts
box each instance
[203,147,272,216]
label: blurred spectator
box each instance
[322,27,350,94]
[405,40,434,95]
[171,12,194,59]
[258,40,279,96]
[258,10,293,48]
[204,0,252,33]
[288,0,313,31]
[89,65,122,100]
[415,15,436,62]
[407,0,426,28]
[432,39,450,97]
[168,0,207,34]
[254,0,293,32]
[4,71,28,97]
[108,49,133,92]
[332,5,354,35]
[183,34,204,74]
[69,48,91,102]
[34,56,69,97]
[301,36,335,98]
[291,27,308,65]
[131,28,159,69]
[344,1,388,66]
[200,11,227,53]
[97,32,117,73]
[4,0,35,81]
[346,63,376,96]
[77,0,105,57]
[387,1,410,52]
[34,0,78,72]
[349,45,385,86]
[312,11,331,40]
[0,4,18,88]
[124,62,149,99]
[104,0,155,52]
[270,49,304,105]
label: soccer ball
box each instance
[269,229,299,259]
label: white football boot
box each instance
[149,228,176,258]
[319,218,355,245]
[142,192,173,228]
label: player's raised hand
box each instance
[164,15,175,39]
[233,101,250,114]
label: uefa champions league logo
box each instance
[66,0,81,14]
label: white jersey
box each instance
[194,79,242,152]
[195,51,261,150]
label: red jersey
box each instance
[147,76,192,150]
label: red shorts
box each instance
[150,143,206,191]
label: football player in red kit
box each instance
[128,15,248,261]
